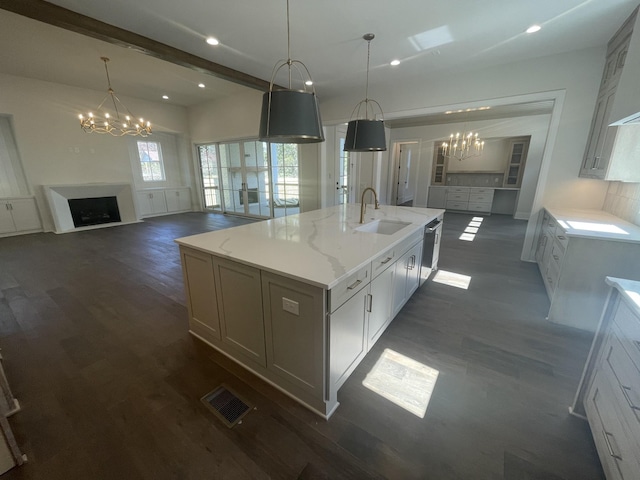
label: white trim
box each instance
[383,90,567,261]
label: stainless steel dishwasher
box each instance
[420,217,442,286]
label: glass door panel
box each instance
[243,141,271,217]
[197,144,222,211]
[219,143,245,215]
[271,144,300,218]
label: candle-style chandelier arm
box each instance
[441,131,485,161]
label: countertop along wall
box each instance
[0,72,192,232]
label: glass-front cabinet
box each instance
[503,138,529,188]
[431,145,446,185]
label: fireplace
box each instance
[44,183,138,233]
[68,196,121,227]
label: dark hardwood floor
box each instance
[0,211,604,479]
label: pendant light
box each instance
[258,0,324,144]
[344,34,386,152]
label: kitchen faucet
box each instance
[360,187,380,223]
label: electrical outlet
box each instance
[282,297,299,315]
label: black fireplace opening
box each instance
[68,196,121,228]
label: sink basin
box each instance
[356,219,411,235]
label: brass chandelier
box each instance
[79,57,151,137]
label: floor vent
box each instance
[201,385,251,428]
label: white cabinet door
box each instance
[262,272,325,396]
[392,241,423,317]
[0,204,15,234]
[405,241,422,299]
[329,287,368,391]
[367,265,395,350]
[181,248,220,340]
[214,257,266,367]
[8,198,41,232]
[166,188,191,212]
[137,191,167,217]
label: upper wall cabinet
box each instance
[504,138,529,188]
[580,7,640,181]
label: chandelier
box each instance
[441,131,484,161]
[79,57,151,137]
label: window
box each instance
[270,143,300,217]
[137,140,165,182]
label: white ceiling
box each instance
[1,1,639,117]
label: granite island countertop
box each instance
[175,204,444,289]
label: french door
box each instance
[336,126,355,205]
[197,140,300,219]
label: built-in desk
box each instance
[427,186,519,215]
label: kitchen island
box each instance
[175,204,444,418]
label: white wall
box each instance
[188,90,322,212]
[321,47,610,215]
[0,73,191,231]
[388,114,551,218]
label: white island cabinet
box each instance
[176,204,444,418]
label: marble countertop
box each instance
[545,207,640,243]
[175,204,444,289]
[606,277,640,318]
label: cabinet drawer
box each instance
[395,229,423,256]
[554,228,569,250]
[469,193,494,203]
[586,370,637,480]
[446,201,468,211]
[467,202,491,213]
[328,263,371,313]
[545,260,560,294]
[550,240,565,269]
[473,188,494,195]
[613,301,640,372]
[371,246,397,279]
[448,187,470,194]
[447,192,470,202]
[603,326,640,426]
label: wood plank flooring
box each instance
[0,212,604,479]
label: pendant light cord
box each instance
[286,0,292,88]
[365,38,371,102]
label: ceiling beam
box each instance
[0,0,272,92]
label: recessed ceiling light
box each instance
[390,59,401,66]
[305,80,313,86]
[198,83,206,88]
[206,37,219,46]
[162,95,169,100]
[526,25,541,34]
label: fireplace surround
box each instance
[44,183,138,233]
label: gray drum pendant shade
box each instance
[344,33,386,152]
[344,119,386,152]
[258,0,324,144]
[259,89,324,143]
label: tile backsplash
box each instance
[603,181,640,226]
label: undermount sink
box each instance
[356,219,411,235]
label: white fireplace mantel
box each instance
[43,183,139,233]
